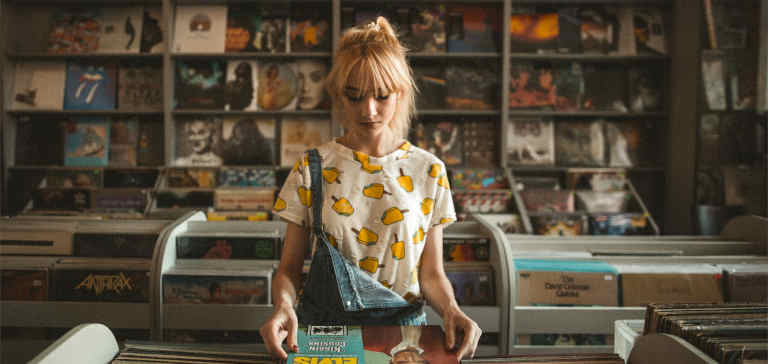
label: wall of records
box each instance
[6,0,763,235]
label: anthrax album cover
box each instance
[53,268,150,302]
[176,236,278,260]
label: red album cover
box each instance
[361,325,458,364]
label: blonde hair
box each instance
[326,16,416,140]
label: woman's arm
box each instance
[259,221,310,359]
[418,225,482,360]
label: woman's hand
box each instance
[259,303,299,359]
[443,305,482,360]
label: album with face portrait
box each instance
[173,116,223,167]
[295,59,329,110]
[219,116,276,165]
[411,121,463,166]
[290,6,331,52]
[175,60,226,109]
[257,61,297,111]
[173,5,227,53]
[280,118,332,167]
[508,62,557,109]
[506,117,555,166]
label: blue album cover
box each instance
[64,61,117,110]
[64,117,110,166]
[445,269,495,305]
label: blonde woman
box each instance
[260,17,481,361]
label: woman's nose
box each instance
[362,97,377,117]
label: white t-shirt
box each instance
[273,140,456,300]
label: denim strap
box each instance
[307,149,324,236]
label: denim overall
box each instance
[296,149,426,326]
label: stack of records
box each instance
[461,353,624,363]
[111,341,275,363]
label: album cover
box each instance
[508,9,559,53]
[723,166,766,216]
[726,50,758,110]
[226,6,288,53]
[446,5,498,52]
[9,7,54,52]
[445,63,497,110]
[709,0,759,50]
[632,7,666,54]
[280,118,332,167]
[63,61,117,110]
[555,120,605,166]
[463,120,498,168]
[96,6,143,53]
[33,188,91,211]
[174,116,223,167]
[581,64,627,111]
[14,118,64,165]
[117,63,163,111]
[701,51,728,111]
[163,329,262,344]
[409,5,447,53]
[444,238,490,262]
[575,191,629,213]
[74,233,157,258]
[167,168,217,188]
[176,236,278,260]
[566,169,627,192]
[515,176,560,190]
[616,7,637,55]
[579,7,617,54]
[508,62,556,109]
[140,7,165,53]
[163,274,269,304]
[48,8,101,53]
[12,62,66,110]
[224,60,258,110]
[45,169,101,188]
[295,60,330,110]
[53,268,150,302]
[214,189,275,211]
[628,66,663,112]
[445,267,495,305]
[218,168,276,187]
[531,215,586,236]
[553,62,584,111]
[605,121,656,167]
[137,121,164,166]
[453,190,512,217]
[520,189,575,213]
[413,64,446,110]
[64,117,110,166]
[519,333,611,346]
[90,189,148,211]
[257,61,297,111]
[206,210,270,222]
[1,270,49,301]
[719,113,760,166]
[219,116,276,165]
[173,5,227,53]
[155,190,214,208]
[506,118,555,165]
[589,213,649,235]
[175,59,226,109]
[411,121,462,166]
[290,6,331,52]
[449,168,509,190]
[109,118,139,166]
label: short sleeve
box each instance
[272,155,311,228]
[429,164,457,229]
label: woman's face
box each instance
[296,60,327,110]
[340,85,398,138]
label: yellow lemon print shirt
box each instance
[273,140,457,299]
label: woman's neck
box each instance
[338,131,401,157]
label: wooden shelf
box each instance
[508,166,665,172]
[172,109,330,116]
[7,110,163,116]
[171,52,331,59]
[7,52,162,60]
[9,165,161,170]
[409,52,502,59]
[508,110,667,118]
[509,53,669,62]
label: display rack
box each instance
[628,333,719,364]
[473,213,768,355]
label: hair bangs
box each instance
[340,48,408,98]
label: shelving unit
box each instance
[473,213,768,355]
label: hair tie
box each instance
[367,21,380,32]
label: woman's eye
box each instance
[345,94,361,102]
[376,94,390,101]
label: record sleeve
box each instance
[449,168,509,190]
[575,191,630,213]
[33,188,91,211]
[224,60,259,111]
[409,5,447,53]
[508,9,559,53]
[445,266,495,305]
[117,63,163,111]
[280,118,332,167]
[90,189,148,211]
[444,238,490,262]
[173,5,227,53]
[53,267,150,302]
[718,113,759,166]
[140,7,165,53]
[175,60,226,109]
[109,118,139,166]
[589,213,649,235]
[531,215,586,236]
[214,188,275,211]
[605,121,656,167]
[566,169,627,192]
[226,6,288,53]
[176,236,278,260]
[104,169,158,189]
[632,7,666,54]
[555,120,605,166]
[173,116,223,167]
[137,121,164,166]
[411,121,463,166]
[413,64,446,110]
[167,168,218,188]
[701,51,728,111]
[553,62,584,111]
[218,167,276,187]
[1,269,49,301]
[163,274,269,304]
[295,59,330,110]
[290,6,331,52]
[15,118,64,166]
[557,7,582,54]
[628,66,663,112]
[96,7,143,53]
[12,62,66,111]
[581,65,627,111]
[579,7,618,54]
[257,61,298,111]
[64,117,110,166]
[74,233,157,258]
[727,50,759,110]
[63,61,117,110]
[508,62,556,109]
[463,120,498,168]
[8,7,54,52]
[45,169,101,188]
[47,8,101,54]
[506,118,555,165]
[219,116,276,165]
[519,189,575,213]
[446,5,498,52]
[445,63,497,110]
